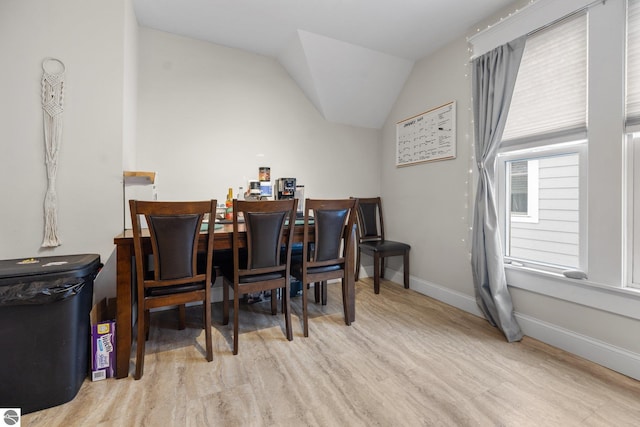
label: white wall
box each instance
[122,0,139,172]
[136,28,381,203]
[0,0,135,302]
[381,0,640,380]
[380,36,476,296]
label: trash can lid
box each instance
[0,254,101,281]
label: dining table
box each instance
[112,220,356,379]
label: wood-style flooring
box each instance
[23,278,640,426]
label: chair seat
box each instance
[146,282,206,297]
[291,263,341,277]
[238,272,285,283]
[220,263,285,284]
[360,240,410,253]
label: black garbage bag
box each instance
[0,277,85,306]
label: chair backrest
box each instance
[355,197,384,242]
[129,200,216,289]
[304,199,358,267]
[232,199,298,279]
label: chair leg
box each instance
[144,310,151,341]
[302,280,309,337]
[373,253,381,294]
[178,304,186,330]
[271,290,277,315]
[222,280,229,325]
[284,282,293,341]
[233,289,240,355]
[379,256,385,279]
[404,251,410,289]
[355,247,361,281]
[321,281,327,305]
[341,278,351,326]
[204,293,213,362]
[314,282,320,303]
[134,306,146,380]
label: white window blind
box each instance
[627,0,640,129]
[502,13,587,143]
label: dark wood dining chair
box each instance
[353,197,410,294]
[291,198,358,337]
[221,199,297,355]
[129,199,216,380]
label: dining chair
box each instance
[221,198,297,355]
[353,197,410,294]
[129,199,216,380]
[291,198,358,337]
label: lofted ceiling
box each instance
[133,0,515,128]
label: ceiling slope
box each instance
[133,0,518,129]
[278,30,414,129]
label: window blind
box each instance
[627,0,640,130]
[502,12,587,143]
[468,0,596,60]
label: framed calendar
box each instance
[396,101,456,167]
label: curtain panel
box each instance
[471,37,526,342]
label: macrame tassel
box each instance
[42,186,60,247]
[41,58,65,247]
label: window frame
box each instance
[497,138,588,274]
[626,132,640,289]
[627,0,640,290]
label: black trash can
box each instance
[0,254,101,414]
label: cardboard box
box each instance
[91,320,116,381]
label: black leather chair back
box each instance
[148,214,200,280]
[358,201,381,240]
[244,211,287,269]
[315,209,349,262]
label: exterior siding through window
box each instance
[508,154,580,268]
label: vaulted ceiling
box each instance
[134,0,515,128]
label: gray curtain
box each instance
[471,37,526,342]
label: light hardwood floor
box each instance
[23,278,640,426]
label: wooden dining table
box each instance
[112,221,356,379]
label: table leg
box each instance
[115,244,132,379]
[347,223,356,323]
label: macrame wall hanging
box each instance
[41,58,66,247]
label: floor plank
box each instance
[22,278,640,426]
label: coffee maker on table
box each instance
[275,178,305,218]
[275,178,296,200]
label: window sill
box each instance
[504,264,640,321]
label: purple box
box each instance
[91,321,116,381]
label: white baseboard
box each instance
[515,313,640,381]
[374,268,640,381]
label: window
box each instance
[626,0,640,130]
[510,160,529,214]
[629,133,640,286]
[473,0,632,292]
[508,159,539,221]
[500,146,584,270]
[627,0,640,288]
[498,12,587,273]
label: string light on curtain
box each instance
[465,1,535,254]
[473,0,537,34]
[463,47,474,254]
